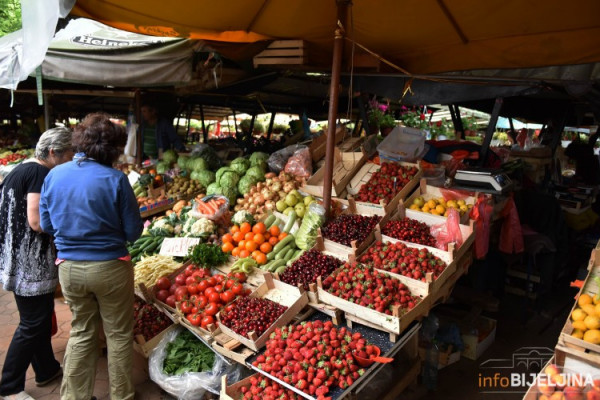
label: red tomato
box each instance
[214,284,223,293]
[155,289,169,302]
[189,294,199,304]
[205,302,219,316]
[185,264,197,277]
[214,274,225,284]
[174,286,188,301]
[196,295,208,309]
[233,272,247,283]
[187,282,199,295]
[220,290,235,303]
[169,284,178,294]
[204,287,217,296]
[225,279,235,289]
[206,277,217,287]
[166,295,176,308]
[231,282,244,296]
[156,277,171,290]
[185,276,196,286]
[201,315,215,328]
[224,303,236,313]
[197,280,209,293]
[208,292,221,304]
[187,313,202,326]
[175,273,187,286]
[179,300,193,314]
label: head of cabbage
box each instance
[188,157,209,172]
[193,170,215,188]
[229,157,250,174]
[219,170,240,189]
[177,155,189,170]
[206,182,220,195]
[238,175,258,195]
[249,152,269,167]
[162,149,178,165]
[245,165,266,182]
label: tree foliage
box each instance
[0,0,22,38]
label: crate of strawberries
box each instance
[317,263,429,336]
[217,273,309,351]
[346,161,422,213]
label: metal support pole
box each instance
[43,94,51,131]
[357,94,371,135]
[323,0,349,218]
[479,97,503,167]
[267,112,276,140]
[135,90,142,165]
[200,104,207,143]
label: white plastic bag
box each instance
[148,326,226,399]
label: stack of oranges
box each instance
[221,221,289,265]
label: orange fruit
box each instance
[269,225,280,237]
[253,233,265,245]
[264,232,271,240]
[231,247,241,257]
[253,222,267,234]
[268,236,279,246]
[252,250,262,258]
[230,225,240,234]
[278,232,288,241]
[221,242,234,253]
[260,242,272,254]
[255,252,267,265]
[232,231,244,243]
[244,232,255,241]
[222,233,233,244]
[240,222,252,234]
[238,240,246,250]
[245,241,258,252]
[239,249,250,258]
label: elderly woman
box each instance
[39,113,143,400]
[0,127,74,400]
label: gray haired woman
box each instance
[0,127,74,400]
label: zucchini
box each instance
[275,245,292,260]
[129,248,141,258]
[275,265,287,274]
[283,211,297,233]
[283,248,295,262]
[267,251,278,261]
[268,260,286,272]
[264,214,277,228]
[273,234,295,253]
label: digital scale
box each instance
[454,167,513,194]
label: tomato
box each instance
[201,315,215,329]
[204,287,217,296]
[196,295,208,309]
[224,303,236,313]
[155,289,169,302]
[185,276,196,286]
[214,284,223,293]
[169,283,178,294]
[220,290,235,303]
[165,295,176,308]
[231,282,244,295]
[174,273,186,286]
[197,280,209,293]
[185,264,197,277]
[179,300,193,314]
[156,277,171,290]
[187,313,202,326]
[187,282,199,295]
[214,274,225,284]
[208,292,221,304]
[205,302,219,316]
[225,279,235,289]
[233,272,247,283]
[206,277,217,287]
[174,286,188,301]
[189,294,199,304]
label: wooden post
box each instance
[323,0,350,219]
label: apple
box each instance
[285,193,299,207]
[276,200,287,212]
[550,392,566,400]
[283,207,294,216]
[563,386,584,400]
[289,189,301,199]
[585,389,600,400]
[538,381,556,396]
[294,203,306,218]
[304,195,315,206]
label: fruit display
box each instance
[279,249,344,290]
[128,235,166,263]
[533,362,599,400]
[166,175,204,198]
[355,162,419,204]
[359,241,447,282]
[321,214,381,247]
[235,171,305,221]
[232,375,302,400]
[133,296,172,342]
[569,293,600,344]
[0,149,29,165]
[133,254,183,288]
[382,217,436,247]
[219,296,288,339]
[154,264,250,330]
[252,320,369,397]
[322,263,421,314]
[408,195,472,217]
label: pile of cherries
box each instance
[279,249,344,290]
[322,214,381,247]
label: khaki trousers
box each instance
[59,259,135,400]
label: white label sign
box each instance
[159,237,200,257]
[128,170,141,187]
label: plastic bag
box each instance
[430,208,463,251]
[189,195,229,220]
[439,188,473,201]
[148,326,230,399]
[295,202,326,250]
[498,195,524,254]
[284,147,312,178]
[469,194,493,259]
[268,144,308,174]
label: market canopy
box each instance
[71,0,600,75]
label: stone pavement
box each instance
[0,288,170,400]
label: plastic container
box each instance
[422,166,445,187]
[377,126,427,162]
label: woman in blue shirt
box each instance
[40,113,143,400]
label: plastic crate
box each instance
[377,126,427,162]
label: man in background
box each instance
[139,103,186,160]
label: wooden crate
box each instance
[404,179,477,225]
[220,374,263,400]
[346,161,422,214]
[308,126,346,162]
[253,40,307,67]
[302,148,367,198]
[316,270,429,341]
[558,249,600,366]
[217,273,309,351]
[133,323,178,358]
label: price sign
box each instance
[128,170,141,187]
[159,237,200,257]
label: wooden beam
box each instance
[16,89,135,98]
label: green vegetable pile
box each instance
[163,330,215,375]
[187,243,228,268]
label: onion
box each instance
[265,172,276,179]
[278,190,287,199]
[237,198,245,205]
[271,176,280,183]
[283,182,295,193]
[244,193,250,200]
[234,205,243,212]
[271,182,282,192]
[261,188,274,200]
[248,205,257,214]
[255,195,265,204]
[265,201,275,211]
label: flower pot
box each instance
[380,126,393,137]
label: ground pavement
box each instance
[0,288,170,400]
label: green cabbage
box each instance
[229,157,250,174]
[245,165,266,182]
[162,150,177,165]
[195,170,215,188]
[216,167,233,183]
[177,155,189,169]
[156,161,170,174]
[206,182,220,195]
[238,175,258,195]
[218,186,238,205]
[219,170,240,189]
[249,152,269,166]
[189,157,208,172]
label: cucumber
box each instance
[273,234,295,253]
[275,266,287,274]
[275,245,292,260]
[264,214,277,228]
[283,248,295,262]
[129,248,142,258]
[268,260,286,272]
[135,236,154,245]
[267,250,278,261]
[283,211,297,233]
[143,237,162,252]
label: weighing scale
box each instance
[454,167,513,194]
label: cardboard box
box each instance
[419,345,461,370]
[461,316,497,360]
